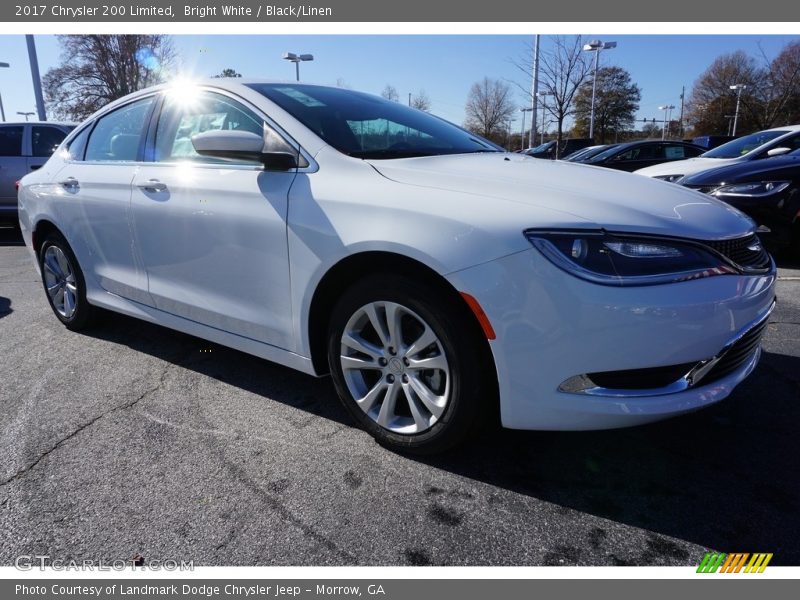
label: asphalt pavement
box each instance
[1,222,798,566]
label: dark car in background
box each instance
[680,149,800,255]
[562,144,616,162]
[0,122,76,220]
[525,137,593,159]
[572,140,705,172]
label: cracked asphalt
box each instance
[1,222,798,566]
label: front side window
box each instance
[248,83,500,159]
[0,126,24,157]
[32,126,69,157]
[154,91,265,164]
[85,96,155,162]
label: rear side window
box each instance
[664,145,688,159]
[0,126,23,156]
[85,96,155,162]
[32,126,68,157]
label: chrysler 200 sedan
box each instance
[18,80,777,454]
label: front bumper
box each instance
[446,248,777,430]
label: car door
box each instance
[53,96,156,305]
[130,89,296,350]
[28,125,71,172]
[0,125,26,207]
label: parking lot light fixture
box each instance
[283,52,314,82]
[17,111,35,121]
[730,84,747,136]
[583,40,617,141]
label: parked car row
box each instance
[634,125,800,254]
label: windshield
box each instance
[702,130,788,158]
[248,83,501,159]
[568,144,616,162]
[587,144,629,163]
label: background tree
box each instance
[381,84,399,102]
[758,40,800,128]
[410,90,432,111]
[573,66,641,143]
[463,77,516,144]
[43,35,175,121]
[213,68,242,78]
[685,50,761,136]
[514,36,593,156]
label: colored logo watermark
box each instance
[697,552,773,573]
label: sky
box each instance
[0,34,798,132]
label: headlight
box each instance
[712,181,790,197]
[653,174,684,183]
[525,229,736,286]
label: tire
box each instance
[39,232,96,331]
[327,273,491,454]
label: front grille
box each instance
[705,234,771,271]
[702,317,769,385]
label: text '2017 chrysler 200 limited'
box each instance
[18,80,776,454]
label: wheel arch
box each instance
[307,251,498,394]
[31,219,64,257]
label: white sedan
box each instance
[18,80,776,454]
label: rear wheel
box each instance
[39,232,96,331]
[327,274,490,454]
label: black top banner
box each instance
[2,0,800,22]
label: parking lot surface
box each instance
[1,223,798,566]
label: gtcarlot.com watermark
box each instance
[15,554,194,571]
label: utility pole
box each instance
[26,35,46,121]
[678,86,685,139]
[408,92,411,107]
[730,84,746,136]
[529,34,540,149]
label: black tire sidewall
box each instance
[39,233,92,330]
[327,274,487,454]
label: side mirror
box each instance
[191,129,299,170]
[766,147,791,157]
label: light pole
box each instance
[282,52,314,82]
[17,111,35,121]
[659,104,675,140]
[583,39,617,141]
[519,107,532,151]
[26,36,46,121]
[730,84,747,136]
[537,91,552,145]
[0,61,9,122]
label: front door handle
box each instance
[59,177,79,190]
[137,179,168,193]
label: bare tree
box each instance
[410,90,432,112]
[514,36,592,156]
[381,84,399,102]
[463,77,517,144]
[43,35,175,121]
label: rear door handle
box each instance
[59,177,79,190]
[137,179,167,193]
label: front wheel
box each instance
[327,274,491,454]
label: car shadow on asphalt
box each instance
[0,296,11,319]
[417,351,800,565]
[83,309,800,565]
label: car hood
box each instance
[682,155,800,186]
[367,153,755,240]
[634,156,740,177]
